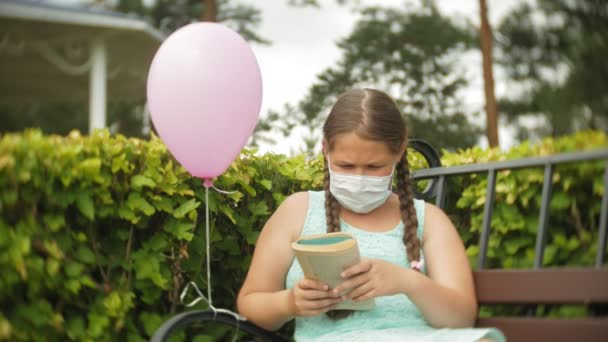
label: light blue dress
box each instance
[285,191,505,342]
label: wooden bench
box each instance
[474,269,608,341]
[415,146,608,341]
[151,142,608,342]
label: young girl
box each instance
[237,89,505,341]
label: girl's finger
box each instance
[320,302,339,313]
[301,297,342,310]
[300,289,336,300]
[309,302,340,316]
[299,278,329,291]
[341,259,372,279]
[332,273,368,296]
[352,288,375,303]
[344,281,373,301]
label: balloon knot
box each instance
[203,179,214,188]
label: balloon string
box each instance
[179,181,245,342]
[205,183,212,306]
[203,178,238,194]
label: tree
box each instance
[496,0,608,140]
[201,0,217,21]
[479,0,499,147]
[259,1,483,153]
[112,0,269,43]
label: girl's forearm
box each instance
[398,269,477,328]
[237,289,295,331]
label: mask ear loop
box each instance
[388,161,397,190]
[326,153,334,174]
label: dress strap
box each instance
[301,191,328,236]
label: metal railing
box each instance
[411,148,608,270]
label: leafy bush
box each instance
[0,129,329,341]
[437,131,608,318]
[0,129,606,340]
[440,130,608,270]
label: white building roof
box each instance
[0,0,165,131]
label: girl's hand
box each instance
[333,258,407,302]
[289,278,343,317]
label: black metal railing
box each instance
[411,148,608,270]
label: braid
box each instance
[323,155,341,233]
[323,154,352,319]
[396,150,422,268]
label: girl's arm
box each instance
[332,202,478,328]
[236,192,308,331]
[402,203,478,328]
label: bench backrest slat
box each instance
[474,268,608,304]
[477,317,608,342]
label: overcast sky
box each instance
[247,0,525,154]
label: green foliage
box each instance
[0,129,337,341]
[496,0,608,138]
[0,129,606,340]
[440,130,608,269]
[112,0,269,43]
[258,1,482,153]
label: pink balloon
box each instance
[147,23,263,179]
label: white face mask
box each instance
[327,155,395,214]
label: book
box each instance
[291,232,375,311]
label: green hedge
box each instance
[442,131,608,270]
[439,131,608,318]
[0,129,606,341]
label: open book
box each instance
[291,232,375,311]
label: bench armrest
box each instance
[150,310,289,342]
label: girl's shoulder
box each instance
[272,191,310,239]
[422,202,445,222]
[421,201,455,243]
[280,191,310,208]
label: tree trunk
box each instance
[479,0,499,148]
[202,0,217,22]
